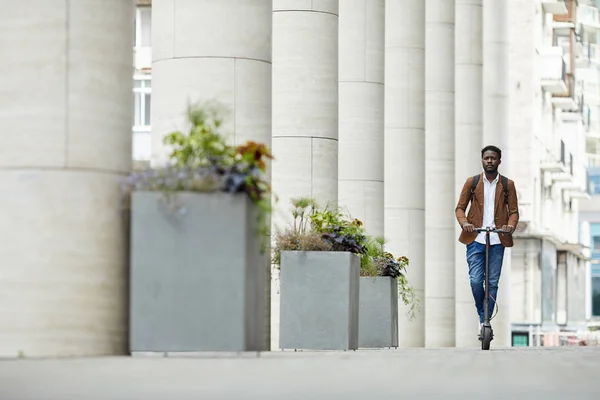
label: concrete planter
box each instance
[129,191,269,353]
[358,277,399,348]
[279,251,360,350]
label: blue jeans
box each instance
[466,241,505,324]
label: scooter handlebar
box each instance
[474,227,512,234]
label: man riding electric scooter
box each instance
[455,145,519,349]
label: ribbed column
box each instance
[151,0,273,350]
[425,0,456,348]
[556,253,567,325]
[0,0,134,357]
[483,0,511,347]
[272,0,338,228]
[569,258,587,328]
[455,0,483,347]
[384,0,425,347]
[151,0,272,162]
[338,0,384,236]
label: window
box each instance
[593,236,600,253]
[133,76,151,130]
[512,332,529,347]
[569,153,573,175]
[589,171,600,194]
[593,277,600,317]
[135,7,152,48]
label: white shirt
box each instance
[475,173,501,245]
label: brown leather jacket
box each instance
[455,173,519,247]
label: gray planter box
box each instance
[129,191,269,353]
[279,251,360,350]
[359,277,399,348]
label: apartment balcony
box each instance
[552,170,575,184]
[542,0,568,15]
[553,0,577,31]
[588,125,600,140]
[587,121,600,153]
[559,167,592,199]
[576,42,600,68]
[584,81,600,106]
[540,47,569,93]
[588,153,600,167]
[541,139,571,176]
[564,185,592,200]
[134,46,152,72]
[552,74,581,110]
[541,161,569,173]
[578,4,600,34]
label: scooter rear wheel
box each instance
[481,326,492,350]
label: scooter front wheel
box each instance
[481,326,492,350]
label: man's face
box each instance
[481,150,501,173]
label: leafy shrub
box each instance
[120,102,274,249]
[272,197,369,267]
[272,196,420,320]
[272,231,333,266]
[360,237,420,321]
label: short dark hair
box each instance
[481,145,502,159]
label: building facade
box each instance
[6,0,600,357]
[504,0,595,345]
[128,0,599,350]
[579,167,600,320]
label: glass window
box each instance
[133,76,151,130]
[589,172,600,194]
[593,277,600,317]
[512,333,529,347]
[135,7,152,48]
[144,94,151,126]
[140,8,151,46]
[593,236,600,252]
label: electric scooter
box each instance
[474,226,512,351]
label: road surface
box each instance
[1,347,599,399]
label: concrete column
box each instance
[425,0,455,347]
[338,0,384,236]
[151,0,273,351]
[482,0,508,150]
[272,0,338,229]
[483,0,512,347]
[151,0,272,162]
[455,0,483,347]
[0,0,134,357]
[556,252,568,325]
[568,258,587,327]
[384,0,425,347]
[566,254,586,328]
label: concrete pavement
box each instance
[1,347,599,399]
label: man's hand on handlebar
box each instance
[462,223,475,233]
[501,225,515,234]
[463,224,515,234]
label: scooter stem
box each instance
[484,227,490,325]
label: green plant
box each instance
[271,196,420,321]
[272,197,368,267]
[359,238,421,321]
[310,208,367,255]
[290,196,318,234]
[120,101,274,251]
[163,103,234,169]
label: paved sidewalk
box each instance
[1,347,599,400]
